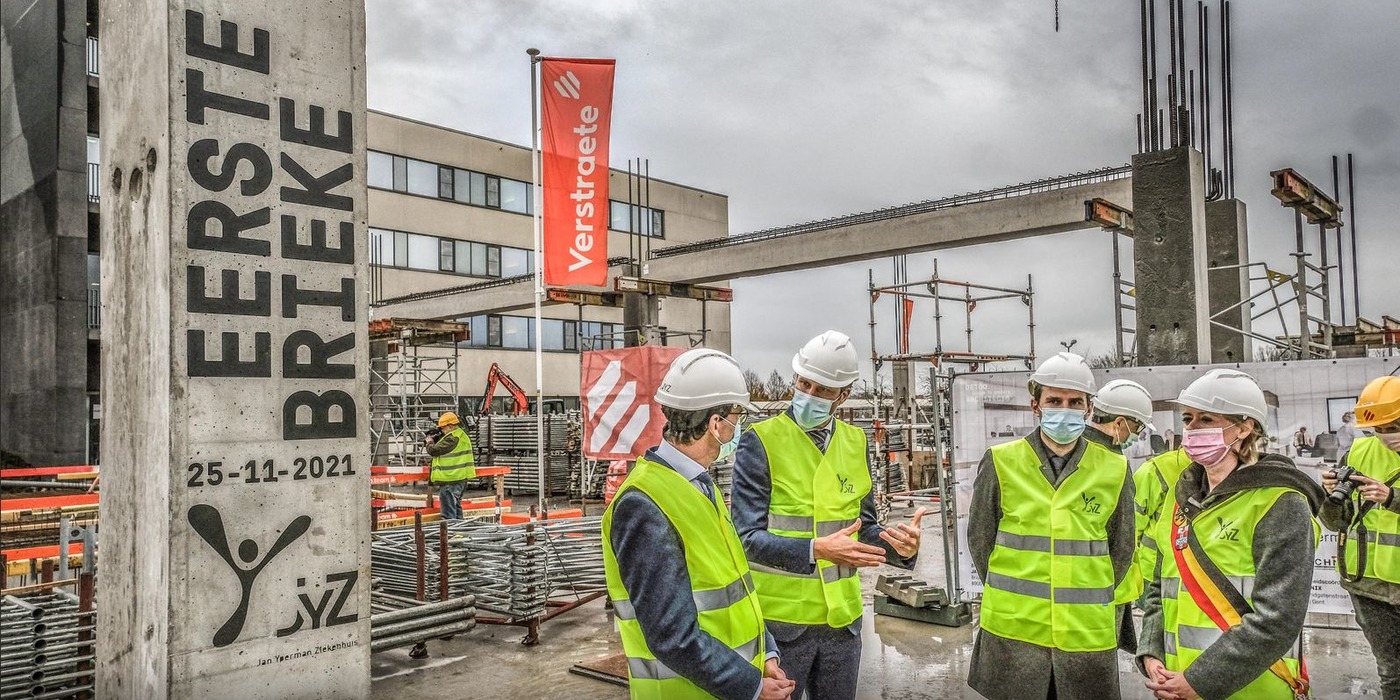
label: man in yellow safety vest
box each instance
[426,412,475,519]
[966,352,1135,700]
[602,348,794,700]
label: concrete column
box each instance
[1205,199,1252,363]
[623,291,661,346]
[1132,147,1210,366]
[97,2,369,698]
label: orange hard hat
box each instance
[1354,376,1400,428]
[437,412,460,428]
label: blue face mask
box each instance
[714,417,741,461]
[1120,431,1139,450]
[1039,408,1087,444]
[791,390,834,430]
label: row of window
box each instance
[458,315,624,352]
[370,228,533,279]
[368,149,665,237]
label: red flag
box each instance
[541,58,615,286]
[580,346,685,459]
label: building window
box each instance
[438,238,455,272]
[406,159,438,197]
[485,176,500,208]
[499,178,530,214]
[438,166,454,200]
[609,201,665,238]
[406,233,437,270]
[487,316,502,347]
[368,151,394,190]
[501,316,531,349]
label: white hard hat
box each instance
[791,330,860,388]
[1027,352,1096,395]
[1172,368,1268,424]
[1093,379,1157,432]
[655,349,760,413]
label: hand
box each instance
[759,676,795,699]
[813,520,886,568]
[764,658,787,682]
[1144,665,1199,700]
[878,507,927,558]
[424,435,434,445]
[1142,657,1169,684]
[1350,473,1392,505]
[1322,470,1338,492]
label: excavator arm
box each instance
[480,363,530,416]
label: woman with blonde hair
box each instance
[1137,368,1324,699]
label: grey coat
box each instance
[1135,453,1323,700]
[966,431,1136,700]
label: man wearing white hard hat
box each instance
[732,330,925,700]
[967,352,1135,700]
[602,349,794,700]
[1083,378,1157,654]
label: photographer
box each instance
[426,412,475,519]
[1321,376,1400,699]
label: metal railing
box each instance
[86,36,99,77]
[87,288,100,329]
[651,164,1134,258]
[87,162,100,203]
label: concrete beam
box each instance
[376,178,1132,320]
[1133,147,1211,365]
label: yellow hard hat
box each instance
[1355,376,1400,428]
[437,412,460,428]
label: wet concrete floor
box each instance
[371,509,1384,699]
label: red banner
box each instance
[541,58,615,287]
[581,346,685,459]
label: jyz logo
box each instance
[1215,516,1240,541]
[1080,494,1102,514]
[188,504,310,647]
[836,475,855,494]
[276,570,359,637]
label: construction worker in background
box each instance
[602,348,793,700]
[1082,378,1156,654]
[426,412,475,519]
[966,352,1134,700]
[1132,433,1193,599]
[732,330,925,700]
[1137,369,1323,700]
[1322,375,1400,699]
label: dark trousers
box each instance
[770,622,861,700]
[1352,592,1400,699]
[437,480,467,519]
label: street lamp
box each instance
[1059,339,1078,353]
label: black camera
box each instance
[425,425,444,442]
[1327,465,1360,505]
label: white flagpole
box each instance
[528,48,545,515]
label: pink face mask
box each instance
[1183,427,1234,466]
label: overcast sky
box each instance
[365,0,1400,382]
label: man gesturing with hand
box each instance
[733,331,922,700]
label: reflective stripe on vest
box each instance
[430,427,476,482]
[748,414,869,628]
[1341,436,1400,585]
[1133,450,1192,593]
[980,438,1125,652]
[1156,484,1318,699]
[602,456,766,698]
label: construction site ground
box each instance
[369,504,1383,699]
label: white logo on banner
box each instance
[552,70,581,99]
[585,360,652,455]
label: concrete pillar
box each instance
[0,0,90,465]
[623,292,661,346]
[1205,199,1252,363]
[891,361,912,421]
[97,2,369,698]
[1132,147,1211,366]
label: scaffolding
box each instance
[369,319,469,467]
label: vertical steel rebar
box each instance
[1348,154,1360,322]
[414,511,426,602]
[1332,155,1346,326]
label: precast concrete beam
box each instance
[377,178,1132,320]
[1206,199,1251,363]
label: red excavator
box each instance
[479,363,530,416]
